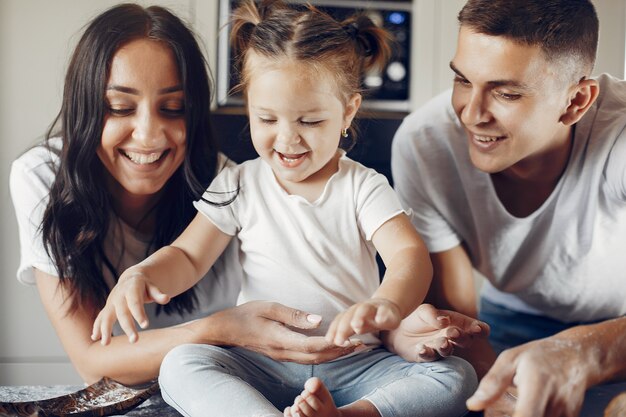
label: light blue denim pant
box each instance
[159,345,477,417]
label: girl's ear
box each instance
[344,93,362,126]
[560,78,599,126]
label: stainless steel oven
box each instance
[216,0,413,111]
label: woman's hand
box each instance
[325,298,402,346]
[91,270,170,345]
[193,301,360,364]
[383,303,489,362]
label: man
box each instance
[389,0,626,416]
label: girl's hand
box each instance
[325,298,402,346]
[91,270,170,345]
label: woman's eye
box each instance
[162,107,185,116]
[107,107,133,116]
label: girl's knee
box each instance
[435,356,478,410]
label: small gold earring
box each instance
[341,128,349,138]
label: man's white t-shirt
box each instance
[194,152,406,344]
[10,138,242,331]
[391,73,626,323]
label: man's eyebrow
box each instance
[106,85,183,95]
[449,61,531,90]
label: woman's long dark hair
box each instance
[42,4,218,315]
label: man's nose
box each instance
[461,91,492,126]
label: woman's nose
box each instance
[132,110,165,146]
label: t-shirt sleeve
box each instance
[193,165,241,236]
[391,106,463,253]
[356,168,407,241]
[604,126,626,202]
[9,155,60,284]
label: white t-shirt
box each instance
[391,73,626,323]
[194,152,406,344]
[10,138,243,331]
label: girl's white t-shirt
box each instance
[194,153,406,345]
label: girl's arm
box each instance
[92,213,233,345]
[39,270,358,386]
[371,212,433,317]
[326,213,432,345]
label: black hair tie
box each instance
[344,22,359,39]
[344,22,373,57]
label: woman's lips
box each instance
[120,149,168,165]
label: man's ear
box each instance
[560,78,600,126]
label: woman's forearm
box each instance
[74,323,206,385]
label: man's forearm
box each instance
[567,316,626,387]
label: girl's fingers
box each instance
[333,315,354,346]
[126,289,149,329]
[98,309,115,346]
[325,314,340,344]
[147,284,171,305]
[350,303,375,334]
[115,301,138,343]
[91,314,102,342]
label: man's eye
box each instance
[495,91,522,101]
[453,75,471,86]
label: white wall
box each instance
[1,0,624,385]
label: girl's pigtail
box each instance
[342,15,393,73]
[229,0,262,56]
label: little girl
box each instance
[92,1,477,416]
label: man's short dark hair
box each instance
[458,0,599,78]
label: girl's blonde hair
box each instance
[230,0,392,136]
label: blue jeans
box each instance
[478,298,592,353]
[159,345,477,417]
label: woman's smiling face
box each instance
[98,38,187,205]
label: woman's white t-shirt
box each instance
[10,138,242,331]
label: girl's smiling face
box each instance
[98,38,187,208]
[246,53,360,197]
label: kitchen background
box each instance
[1,0,624,385]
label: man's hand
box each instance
[383,303,489,362]
[195,301,360,364]
[467,336,588,417]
